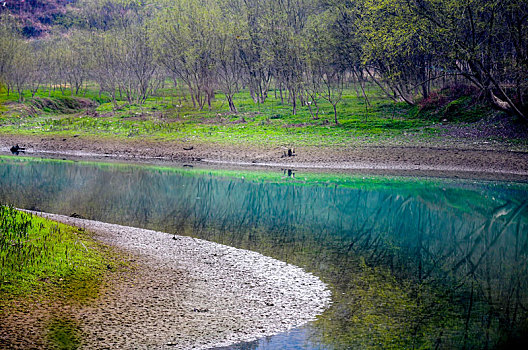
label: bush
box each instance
[417,85,488,122]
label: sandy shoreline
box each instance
[1,135,528,181]
[20,211,330,349]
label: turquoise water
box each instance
[1,156,527,349]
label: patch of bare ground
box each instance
[434,113,528,140]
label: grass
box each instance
[0,205,120,348]
[0,205,108,297]
[0,83,438,147]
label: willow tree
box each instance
[0,16,34,102]
[0,15,20,95]
[234,0,274,104]
[351,0,528,121]
[348,0,438,105]
[212,17,245,112]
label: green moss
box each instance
[47,318,82,350]
[415,85,493,123]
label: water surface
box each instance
[1,156,527,349]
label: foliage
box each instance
[1,0,525,128]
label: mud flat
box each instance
[2,135,528,181]
[28,211,331,349]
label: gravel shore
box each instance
[28,211,331,349]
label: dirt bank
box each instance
[1,134,528,181]
[12,211,330,349]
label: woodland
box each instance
[0,0,527,126]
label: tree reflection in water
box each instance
[0,157,527,349]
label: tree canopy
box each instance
[0,0,526,123]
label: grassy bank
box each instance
[0,205,108,296]
[2,84,510,148]
[0,205,119,348]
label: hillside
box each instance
[0,0,76,37]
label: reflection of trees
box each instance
[0,159,527,348]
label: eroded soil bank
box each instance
[1,135,527,181]
[10,211,330,349]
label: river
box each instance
[1,156,527,349]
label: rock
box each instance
[192,308,209,313]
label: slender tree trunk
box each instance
[291,89,296,115]
[17,86,24,102]
[227,95,237,113]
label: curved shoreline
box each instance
[26,211,331,349]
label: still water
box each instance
[1,156,527,349]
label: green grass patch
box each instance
[0,84,434,147]
[0,205,108,298]
[0,203,125,348]
[2,82,517,148]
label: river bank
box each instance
[1,134,528,181]
[8,211,330,349]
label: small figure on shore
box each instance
[281,148,296,158]
[10,144,25,155]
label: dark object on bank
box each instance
[10,144,25,155]
[192,308,209,313]
[183,146,194,150]
[183,164,193,168]
[70,212,85,219]
[281,148,296,158]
